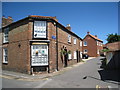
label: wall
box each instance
[82,35,97,57]
[2,19,31,74]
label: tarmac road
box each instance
[2,57,120,89]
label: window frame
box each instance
[80,41,82,47]
[74,51,77,59]
[33,21,47,39]
[84,49,88,53]
[68,53,72,60]
[68,34,71,43]
[74,38,76,45]
[83,41,87,46]
[3,27,9,43]
[3,48,8,64]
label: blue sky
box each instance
[2,2,118,44]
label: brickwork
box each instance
[82,33,103,57]
[2,16,82,74]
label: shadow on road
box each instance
[98,69,120,83]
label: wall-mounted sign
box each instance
[52,35,56,39]
[31,44,48,66]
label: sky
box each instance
[2,2,118,44]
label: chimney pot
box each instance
[66,24,71,31]
[87,31,90,35]
[95,35,97,37]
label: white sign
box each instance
[31,44,48,66]
[34,21,46,38]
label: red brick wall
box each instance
[2,19,31,74]
[82,35,97,57]
[82,35,103,57]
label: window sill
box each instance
[3,62,8,64]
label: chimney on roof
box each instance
[95,35,97,37]
[2,16,13,27]
[87,31,90,35]
[66,24,71,31]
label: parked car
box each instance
[82,54,89,59]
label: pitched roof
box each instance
[89,34,103,42]
[2,15,82,40]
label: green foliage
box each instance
[106,33,120,43]
[102,49,109,52]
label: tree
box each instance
[106,33,120,43]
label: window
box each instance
[97,41,99,46]
[74,51,77,59]
[80,41,82,47]
[34,21,46,38]
[74,38,76,44]
[3,48,8,63]
[97,49,99,54]
[83,41,87,46]
[68,34,71,43]
[3,27,9,43]
[84,49,88,53]
[68,53,72,60]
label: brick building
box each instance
[82,32,103,57]
[2,15,82,74]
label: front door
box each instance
[31,44,48,66]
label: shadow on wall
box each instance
[98,51,120,82]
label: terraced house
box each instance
[2,15,83,74]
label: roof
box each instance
[2,15,82,40]
[106,41,120,51]
[89,34,103,42]
[83,33,103,42]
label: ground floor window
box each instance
[84,49,88,53]
[68,53,72,60]
[74,51,77,59]
[31,44,48,66]
[3,48,8,63]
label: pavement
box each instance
[1,57,95,81]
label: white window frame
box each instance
[68,53,72,60]
[74,38,76,45]
[97,49,99,54]
[3,27,9,43]
[74,51,77,59]
[97,41,99,46]
[68,34,71,43]
[84,49,88,53]
[83,41,87,46]
[34,21,47,38]
[3,48,8,63]
[80,41,82,47]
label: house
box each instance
[82,32,103,57]
[105,41,120,69]
[2,15,83,74]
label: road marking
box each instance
[0,75,13,79]
[35,78,52,88]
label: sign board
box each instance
[31,44,48,66]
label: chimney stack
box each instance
[2,16,13,27]
[87,31,90,35]
[66,24,71,31]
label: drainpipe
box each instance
[55,22,58,71]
